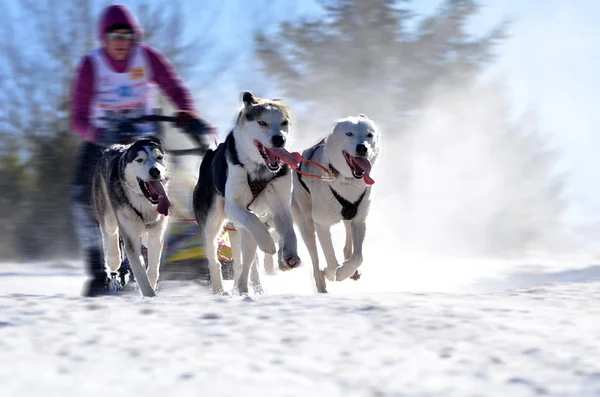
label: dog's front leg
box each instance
[292,191,327,292]
[118,219,156,297]
[225,201,276,255]
[101,225,121,274]
[263,223,279,275]
[236,228,258,294]
[146,223,167,290]
[314,222,340,282]
[227,222,243,286]
[265,180,300,271]
[343,220,353,261]
[336,219,366,281]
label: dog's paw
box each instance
[236,278,250,295]
[258,236,277,256]
[210,284,228,295]
[278,255,301,271]
[350,270,361,281]
[316,270,329,293]
[336,259,362,281]
[142,290,157,298]
[323,266,337,282]
[264,266,277,276]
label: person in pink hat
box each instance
[70,4,215,297]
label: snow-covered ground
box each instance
[1,256,600,397]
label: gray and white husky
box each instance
[193,91,302,294]
[291,115,381,293]
[91,136,171,297]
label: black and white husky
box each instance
[193,91,302,294]
[291,115,381,293]
[91,137,171,298]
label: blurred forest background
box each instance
[0,0,573,261]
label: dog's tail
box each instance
[193,148,216,227]
[199,148,215,179]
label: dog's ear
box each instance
[236,109,246,127]
[134,136,163,150]
[125,145,140,163]
[242,91,257,107]
[147,135,162,148]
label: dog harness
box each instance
[212,132,288,208]
[297,139,367,221]
[297,139,325,194]
[330,187,366,220]
[247,178,269,201]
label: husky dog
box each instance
[193,91,302,294]
[291,115,380,293]
[91,136,171,297]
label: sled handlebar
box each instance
[96,114,179,124]
[96,114,214,156]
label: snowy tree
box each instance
[256,0,568,256]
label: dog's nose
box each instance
[356,143,368,156]
[149,167,161,179]
[271,135,286,148]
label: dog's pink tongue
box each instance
[267,147,303,169]
[147,181,171,216]
[353,157,375,185]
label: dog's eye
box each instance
[136,158,144,163]
[156,156,164,161]
[346,132,353,136]
[258,120,268,127]
[281,120,288,126]
[367,133,374,138]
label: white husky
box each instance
[193,91,302,294]
[291,115,381,293]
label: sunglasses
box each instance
[107,32,134,41]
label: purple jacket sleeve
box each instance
[143,45,197,113]
[70,45,198,143]
[70,55,97,142]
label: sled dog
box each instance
[91,136,171,297]
[291,115,381,293]
[193,91,301,294]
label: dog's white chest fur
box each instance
[313,180,369,224]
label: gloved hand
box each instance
[175,110,218,150]
[175,110,216,136]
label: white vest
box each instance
[90,45,157,135]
